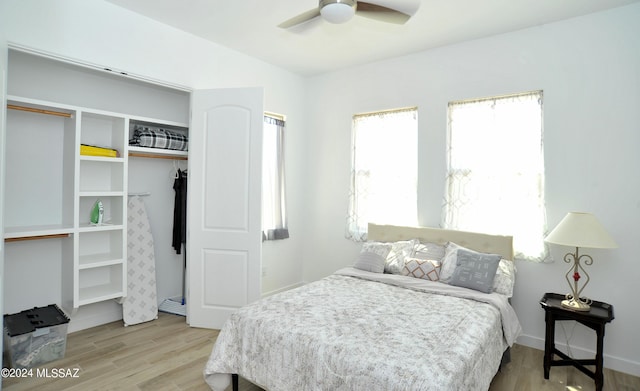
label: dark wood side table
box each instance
[540,293,614,391]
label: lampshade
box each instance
[320,1,356,24]
[545,212,617,249]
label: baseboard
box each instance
[262,281,305,298]
[66,283,302,333]
[67,303,123,333]
[517,333,640,377]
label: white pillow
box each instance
[385,239,418,274]
[440,242,464,283]
[494,259,517,297]
[411,241,446,261]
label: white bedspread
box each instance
[204,267,522,391]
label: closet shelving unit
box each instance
[5,95,188,315]
[75,109,127,308]
[4,96,128,313]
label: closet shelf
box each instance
[78,256,123,270]
[80,155,125,163]
[4,233,70,243]
[78,285,124,306]
[78,223,124,232]
[79,191,125,197]
[7,103,73,118]
[4,225,74,241]
[128,146,188,160]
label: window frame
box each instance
[262,112,289,241]
[347,106,419,241]
[443,90,547,261]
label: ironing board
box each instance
[124,196,158,326]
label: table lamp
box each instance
[544,212,617,311]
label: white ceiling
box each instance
[107,0,639,76]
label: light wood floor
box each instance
[3,312,639,391]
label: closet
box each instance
[2,48,264,331]
[3,49,190,330]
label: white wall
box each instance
[303,4,640,375]
[0,0,307,326]
[2,0,638,377]
[0,13,8,373]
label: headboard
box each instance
[367,224,514,261]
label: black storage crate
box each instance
[3,304,70,369]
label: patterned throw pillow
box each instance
[401,258,441,281]
[448,248,501,293]
[442,242,516,296]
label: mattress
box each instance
[204,267,521,391]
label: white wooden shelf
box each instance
[78,223,124,232]
[78,256,124,270]
[128,146,188,160]
[78,285,124,306]
[4,225,74,241]
[78,191,125,197]
[80,155,125,163]
[7,95,76,116]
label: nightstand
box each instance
[539,293,614,391]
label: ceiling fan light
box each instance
[320,2,356,24]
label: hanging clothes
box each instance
[172,169,188,254]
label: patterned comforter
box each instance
[204,267,522,391]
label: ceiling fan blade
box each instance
[356,2,411,24]
[278,8,322,28]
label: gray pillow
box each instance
[353,242,392,273]
[449,248,501,293]
[354,251,387,273]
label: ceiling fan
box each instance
[278,0,411,29]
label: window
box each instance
[262,114,289,240]
[443,91,546,261]
[347,107,418,241]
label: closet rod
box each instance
[7,104,72,118]
[4,233,70,243]
[129,152,188,160]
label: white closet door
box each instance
[187,87,263,329]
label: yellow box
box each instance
[80,144,118,157]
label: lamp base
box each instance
[561,297,591,311]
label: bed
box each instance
[204,224,522,391]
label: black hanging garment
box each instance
[171,168,188,307]
[172,169,188,254]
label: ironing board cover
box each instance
[124,196,159,326]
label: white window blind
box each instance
[444,91,547,261]
[347,107,418,241]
